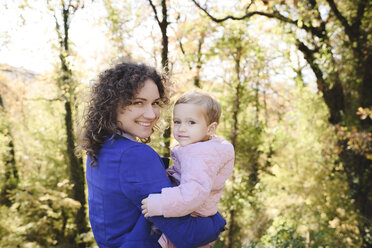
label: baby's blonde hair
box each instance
[175,91,221,124]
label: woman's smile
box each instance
[137,121,152,127]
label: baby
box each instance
[142,91,235,248]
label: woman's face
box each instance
[116,79,161,139]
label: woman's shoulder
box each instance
[117,139,166,181]
[126,141,158,156]
[111,138,159,158]
[104,135,147,148]
[102,136,158,157]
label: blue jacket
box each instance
[86,135,226,248]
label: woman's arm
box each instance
[119,144,226,248]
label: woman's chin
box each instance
[137,133,151,139]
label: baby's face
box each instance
[172,103,212,146]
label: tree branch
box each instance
[245,1,254,14]
[352,0,368,32]
[327,0,368,60]
[191,0,263,23]
[297,40,344,124]
[296,41,324,89]
[161,0,167,25]
[52,12,63,50]
[326,0,352,36]
[177,39,192,71]
[25,97,63,102]
[148,0,161,26]
[191,0,325,38]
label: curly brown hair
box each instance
[79,62,168,166]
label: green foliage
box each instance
[103,0,134,58]
[6,181,81,247]
[0,71,94,246]
[249,221,306,248]
[259,84,360,247]
[0,112,18,206]
[210,23,269,247]
[1,0,369,247]
[246,220,345,248]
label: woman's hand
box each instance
[141,198,149,218]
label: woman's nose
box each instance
[143,104,157,119]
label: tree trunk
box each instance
[149,0,171,157]
[227,209,236,248]
[65,101,89,236]
[339,140,372,247]
[297,39,372,248]
[194,36,205,88]
[226,51,242,248]
[54,3,89,245]
[178,30,205,88]
[255,80,259,123]
[0,95,19,207]
[296,40,345,124]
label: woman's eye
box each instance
[132,101,143,105]
[152,101,160,106]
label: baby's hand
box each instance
[141,198,149,218]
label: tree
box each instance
[0,64,89,247]
[209,21,271,247]
[176,14,216,88]
[47,0,90,245]
[260,81,360,247]
[0,88,19,207]
[148,0,172,157]
[191,0,372,246]
[103,0,133,59]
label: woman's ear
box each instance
[207,122,218,136]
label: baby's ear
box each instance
[207,122,218,136]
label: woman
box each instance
[79,62,226,247]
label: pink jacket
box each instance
[147,136,235,217]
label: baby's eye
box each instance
[174,120,181,124]
[188,121,196,125]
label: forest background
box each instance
[0,0,371,247]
